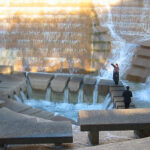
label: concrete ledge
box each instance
[0,108,73,146]
[4,99,32,113]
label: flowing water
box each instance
[2,0,150,121]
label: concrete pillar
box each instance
[88,130,99,145]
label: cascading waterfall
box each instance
[78,84,84,103]
[26,73,32,99]
[14,94,22,103]
[20,91,27,101]
[64,86,69,103]
[102,93,112,109]
[93,1,137,79]
[93,76,100,104]
[45,87,51,101]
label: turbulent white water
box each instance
[24,99,108,122]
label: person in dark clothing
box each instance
[111,63,119,85]
[122,86,133,109]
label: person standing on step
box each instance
[111,63,119,85]
[122,86,133,109]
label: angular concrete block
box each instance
[68,77,82,92]
[51,76,69,93]
[29,73,53,90]
[126,67,148,82]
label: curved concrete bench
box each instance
[78,109,150,145]
[0,107,73,147]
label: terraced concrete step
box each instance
[28,73,53,90]
[4,99,32,113]
[140,40,150,48]
[0,107,73,146]
[136,47,150,58]
[32,110,54,120]
[115,101,135,109]
[111,91,123,99]
[132,57,150,68]
[109,86,125,92]
[50,76,69,93]
[126,66,149,82]
[21,108,42,115]
[68,77,82,92]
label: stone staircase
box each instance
[126,40,150,82]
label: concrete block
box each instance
[50,76,69,93]
[29,73,53,90]
[126,67,148,82]
[132,57,150,68]
[0,107,73,145]
[68,77,82,92]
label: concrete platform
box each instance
[0,107,73,146]
[77,137,150,150]
[98,79,123,96]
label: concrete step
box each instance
[0,107,73,146]
[136,47,150,58]
[126,66,149,82]
[28,73,53,91]
[132,57,150,68]
[109,86,125,92]
[4,99,32,113]
[50,76,70,93]
[68,77,82,92]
